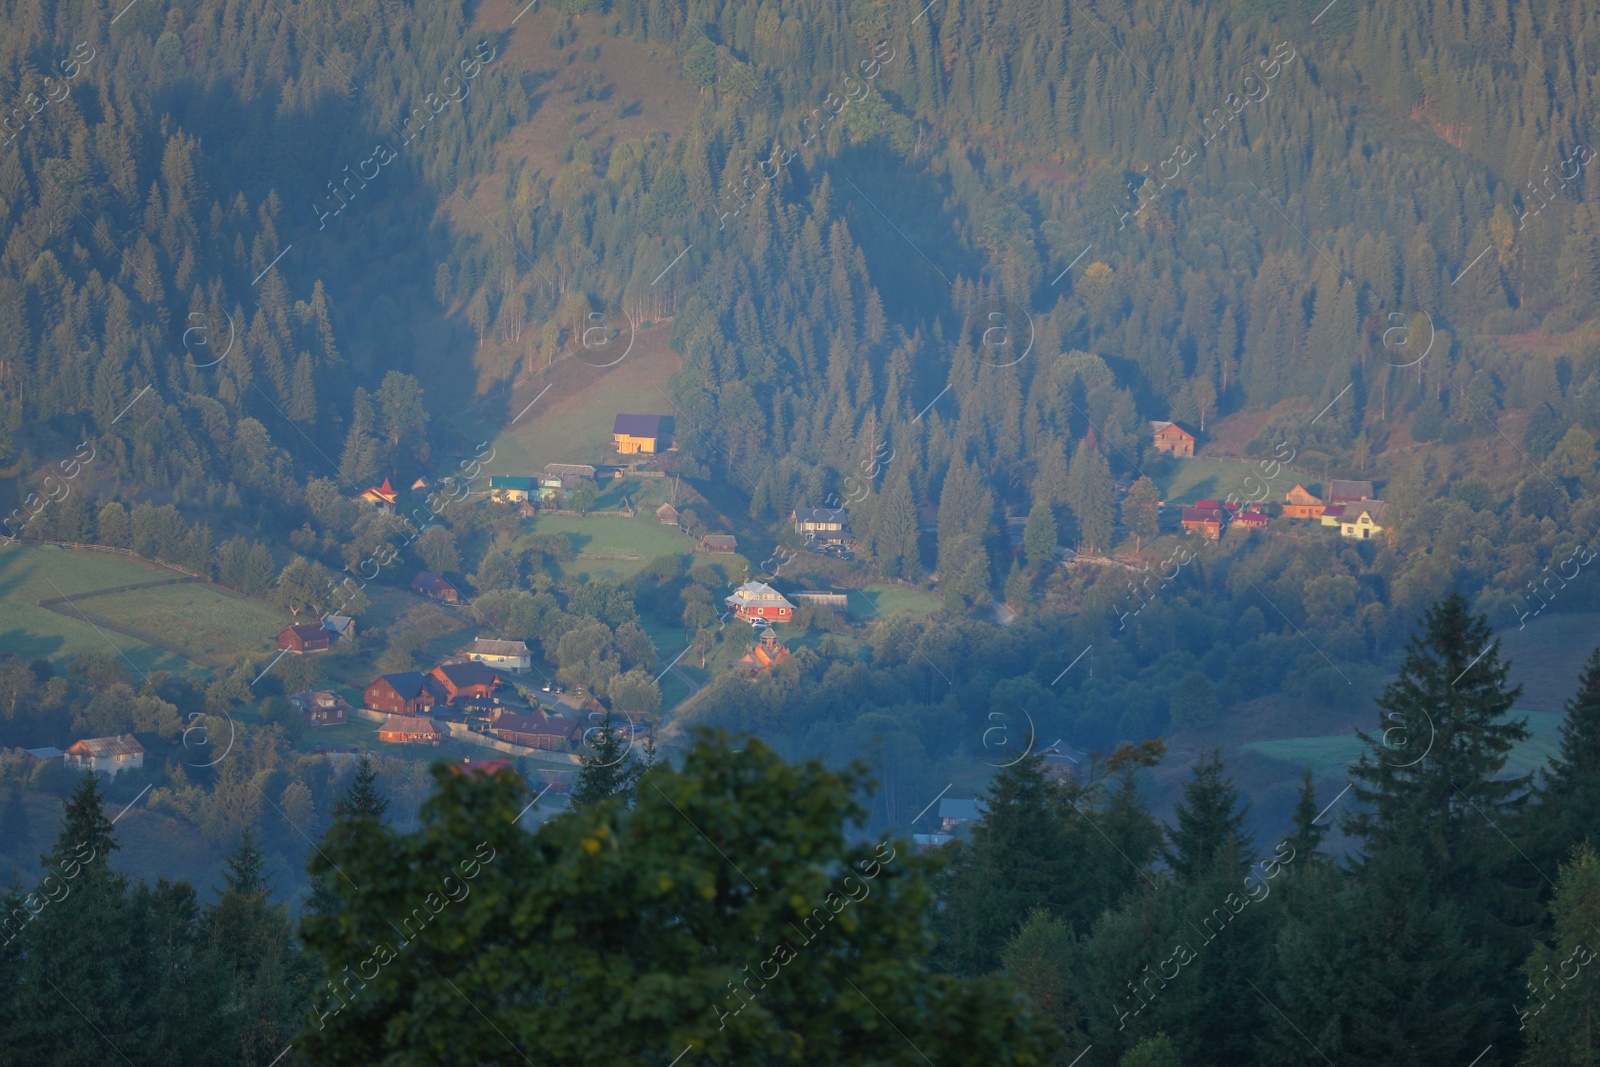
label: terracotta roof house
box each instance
[378,716,443,745]
[1181,506,1225,539]
[429,661,500,702]
[449,758,519,781]
[1328,479,1375,505]
[354,478,398,512]
[1339,500,1387,540]
[735,628,792,674]
[322,615,356,641]
[411,570,460,603]
[725,582,796,623]
[279,622,331,653]
[655,502,680,526]
[699,534,737,554]
[1234,510,1269,529]
[364,672,439,716]
[613,414,664,454]
[1150,420,1196,457]
[64,734,144,775]
[489,476,536,503]
[1282,485,1326,520]
[493,711,584,750]
[411,476,430,491]
[465,638,533,673]
[291,690,350,727]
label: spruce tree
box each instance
[1285,767,1329,862]
[1519,843,1600,1065]
[1164,750,1252,884]
[1533,648,1600,872]
[571,714,640,809]
[48,769,118,873]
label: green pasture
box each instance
[1242,709,1564,779]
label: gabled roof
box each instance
[1194,499,1222,510]
[613,414,663,437]
[1181,507,1224,523]
[24,747,63,759]
[1150,420,1194,438]
[494,711,583,739]
[374,671,430,700]
[323,615,355,635]
[432,662,499,689]
[1285,484,1323,504]
[281,622,326,641]
[544,463,596,478]
[355,478,398,504]
[471,638,531,658]
[411,477,429,490]
[1342,500,1387,523]
[380,715,441,735]
[1235,510,1269,525]
[412,571,457,595]
[735,629,791,671]
[700,534,737,550]
[1328,479,1375,502]
[65,734,144,759]
[726,582,796,608]
[793,507,849,524]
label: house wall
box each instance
[615,434,657,454]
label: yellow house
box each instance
[613,414,664,454]
[1339,500,1386,540]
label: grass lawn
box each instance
[850,584,943,620]
[1144,455,1265,505]
[84,583,283,663]
[1242,709,1565,779]
[518,513,698,580]
[0,544,220,671]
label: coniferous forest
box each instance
[4,0,1600,1061]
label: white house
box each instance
[63,734,144,775]
[1339,500,1387,540]
[466,638,533,674]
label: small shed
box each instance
[411,571,460,603]
[655,502,680,526]
[699,534,737,554]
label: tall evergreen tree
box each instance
[1532,648,1600,873]
[1164,750,1252,884]
[571,714,641,809]
[1066,439,1116,555]
[1519,843,1600,1065]
[1285,768,1329,862]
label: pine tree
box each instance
[1533,648,1600,871]
[1519,843,1600,1064]
[1285,768,1328,861]
[1022,497,1058,568]
[48,769,118,872]
[1066,439,1115,555]
[1164,750,1252,884]
[571,714,639,808]
[1123,476,1160,551]
[332,755,389,823]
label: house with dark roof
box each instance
[1328,480,1375,505]
[493,711,584,750]
[544,463,597,481]
[428,661,500,702]
[1234,509,1269,530]
[411,571,460,603]
[291,690,350,727]
[64,735,144,775]
[378,716,442,745]
[699,534,737,554]
[1339,500,1387,540]
[1181,505,1225,539]
[613,414,665,454]
[363,672,438,716]
[655,502,680,526]
[278,622,331,653]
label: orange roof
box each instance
[735,631,791,672]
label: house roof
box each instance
[373,671,431,700]
[66,734,144,759]
[432,662,499,689]
[1194,499,1222,510]
[613,414,663,437]
[412,571,457,595]
[700,534,737,550]
[544,463,596,478]
[323,615,355,635]
[356,478,398,504]
[1181,507,1224,523]
[736,629,791,671]
[793,507,849,524]
[1236,510,1269,525]
[1343,500,1387,523]
[291,690,346,709]
[726,582,796,609]
[449,759,518,780]
[1321,504,1347,520]
[1285,484,1323,504]
[281,622,327,642]
[655,502,679,519]
[1328,479,1374,502]
[494,711,583,739]
[411,477,429,490]
[24,747,63,759]
[1150,420,1194,439]
[471,638,530,658]
[489,476,536,491]
[380,716,441,736]
[939,798,985,822]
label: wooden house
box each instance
[792,507,850,543]
[353,478,398,513]
[1328,479,1375,505]
[378,716,442,745]
[612,414,664,454]
[278,622,331,653]
[655,502,680,526]
[1339,500,1387,540]
[291,690,350,727]
[492,711,584,750]
[699,534,737,554]
[428,661,500,702]
[411,571,459,603]
[1234,510,1269,530]
[465,638,532,673]
[735,628,792,674]
[1282,485,1325,519]
[1150,421,1196,457]
[363,672,439,715]
[725,582,796,623]
[63,734,144,775]
[1180,505,1225,539]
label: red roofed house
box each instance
[354,478,399,513]
[363,672,439,716]
[379,716,442,745]
[1150,421,1196,457]
[278,622,331,653]
[1234,510,1269,530]
[1181,505,1225,539]
[449,759,519,781]
[411,570,460,603]
[725,581,795,623]
[64,734,144,775]
[492,710,584,751]
[735,628,792,674]
[428,661,500,703]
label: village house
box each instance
[64,734,144,775]
[1234,509,1269,530]
[411,570,460,603]
[1328,479,1375,505]
[939,798,984,834]
[291,690,351,727]
[544,463,597,482]
[278,622,331,654]
[322,615,356,642]
[725,582,796,623]
[492,710,584,750]
[655,502,680,526]
[378,716,443,745]
[1339,500,1387,540]
[353,478,398,513]
[489,476,536,503]
[1041,742,1088,784]
[363,672,439,716]
[792,507,850,543]
[1150,421,1196,457]
[23,747,63,763]
[1181,502,1226,539]
[465,638,533,674]
[735,628,792,674]
[429,661,500,702]
[613,414,665,454]
[1320,504,1347,528]
[411,477,430,492]
[1282,485,1326,520]
[699,534,737,554]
